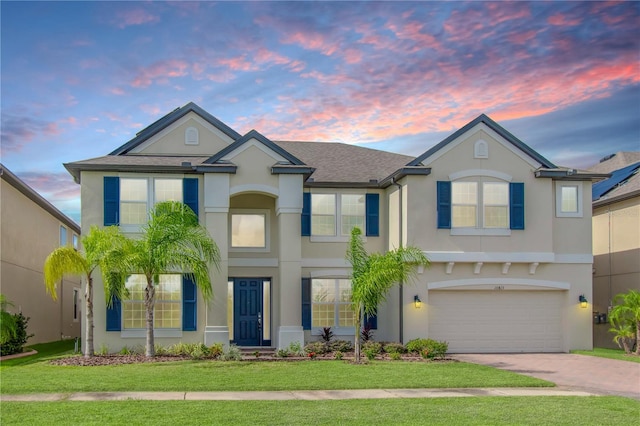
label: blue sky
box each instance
[1,1,639,223]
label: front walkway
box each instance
[1,387,598,402]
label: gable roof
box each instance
[407,114,556,168]
[109,102,241,155]
[205,130,306,166]
[1,163,80,233]
[589,152,640,174]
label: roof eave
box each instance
[593,189,640,208]
[64,163,198,183]
[534,169,610,181]
[380,167,432,188]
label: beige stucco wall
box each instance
[133,113,234,155]
[1,179,81,344]
[592,196,640,348]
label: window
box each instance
[341,194,365,235]
[439,180,523,233]
[72,234,79,250]
[311,278,354,329]
[311,194,336,236]
[452,182,478,227]
[483,183,509,228]
[556,182,583,217]
[122,274,181,329]
[155,179,182,203]
[120,178,148,225]
[451,181,509,229]
[231,213,266,248]
[59,225,67,246]
[311,194,365,237]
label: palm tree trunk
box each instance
[354,304,362,363]
[145,280,156,357]
[635,320,640,356]
[84,276,94,358]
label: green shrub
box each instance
[0,313,33,356]
[276,348,290,358]
[119,346,133,355]
[334,351,343,360]
[287,341,304,356]
[390,352,402,360]
[383,342,406,354]
[221,344,241,361]
[97,344,109,355]
[328,339,352,352]
[208,343,224,359]
[362,341,382,355]
[304,341,328,355]
[406,338,448,359]
[154,344,168,356]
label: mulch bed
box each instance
[50,353,453,366]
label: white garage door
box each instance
[428,290,565,353]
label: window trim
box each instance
[309,192,366,242]
[59,225,67,246]
[556,181,583,218]
[310,277,355,335]
[229,209,270,252]
[450,180,511,236]
[118,175,185,233]
[121,274,183,337]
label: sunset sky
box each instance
[1,1,639,223]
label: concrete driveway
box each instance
[453,353,640,400]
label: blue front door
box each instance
[233,278,263,346]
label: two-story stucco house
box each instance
[1,164,81,344]
[65,103,602,353]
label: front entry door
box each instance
[233,278,263,346]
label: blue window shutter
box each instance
[365,193,380,236]
[104,177,120,226]
[302,278,311,330]
[364,311,378,330]
[437,181,451,229]
[182,275,197,331]
[183,178,198,217]
[510,182,525,230]
[106,296,121,331]
[301,192,311,236]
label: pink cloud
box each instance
[547,13,582,26]
[281,31,339,56]
[1,115,61,153]
[109,87,126,96]
[115,8,160,29]
[130,59,189,88]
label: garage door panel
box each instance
[428,290,564,353]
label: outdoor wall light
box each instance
[579,295,588,308]
[414,295,422,309]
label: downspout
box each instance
[392,178,404,343]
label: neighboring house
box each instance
[590,152,640,348]
[65,102,604,353]
[0,164,81,344]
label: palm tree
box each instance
[107,201,220,357]
[44,225,128,358]
[346,227,430,362]
[609,290,640,355]
[0,294,18,344]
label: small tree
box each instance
[44,226,128,357]
[106,201,220,357]
[609,290,640,355]
[346,227,430,362]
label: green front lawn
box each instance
[0,359,552,394]
[571,347,640,363]
[2,397,639,425]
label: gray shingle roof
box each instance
[275,141,414,185]
[590,152,640,205]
